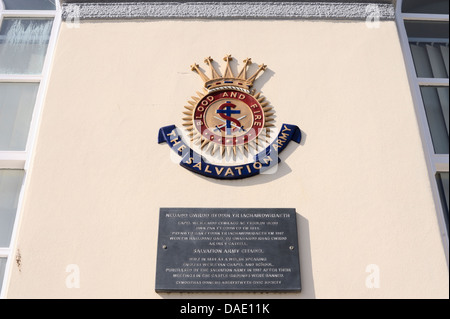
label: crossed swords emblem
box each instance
[214,101,246,135]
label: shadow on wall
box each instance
[197,129,306,187]
[297,214,315,299]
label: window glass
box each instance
[405,20,449,40]
[0,18,53,74]
[2,0,56,10]
[0,170,24,247]
[0,0,57,297]
[402,0,449,14]
[0,83,39,151]
[420,86,449,154]
[0,258,7,291]
[405,21,449,79]
[400,0,449,241]
[437,172,449,231]
[409,42,449,78]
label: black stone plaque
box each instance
[155,208,301,292]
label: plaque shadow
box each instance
[155,212,316,299]
[296,214,315,299]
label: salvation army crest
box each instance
[158,55,301,179]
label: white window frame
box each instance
[395,0,449,266]
[0,0,61,298]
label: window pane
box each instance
[402,0,449,14]
[0,18,53,75]
[0,83,39,151]
[420,86,449,154]
[405,21,449,79]
[405,21,449,40]
[2,0,56,10]
[0,258,7,293]
[409,43,449,78]
[0,170,24,247]
[437,172,449,232]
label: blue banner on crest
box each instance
[158,124,301,180]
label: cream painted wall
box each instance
[5,19,449,298]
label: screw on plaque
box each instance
[289,246,294,250]
[162,245,167,249]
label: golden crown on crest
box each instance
[190,55,267,93]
